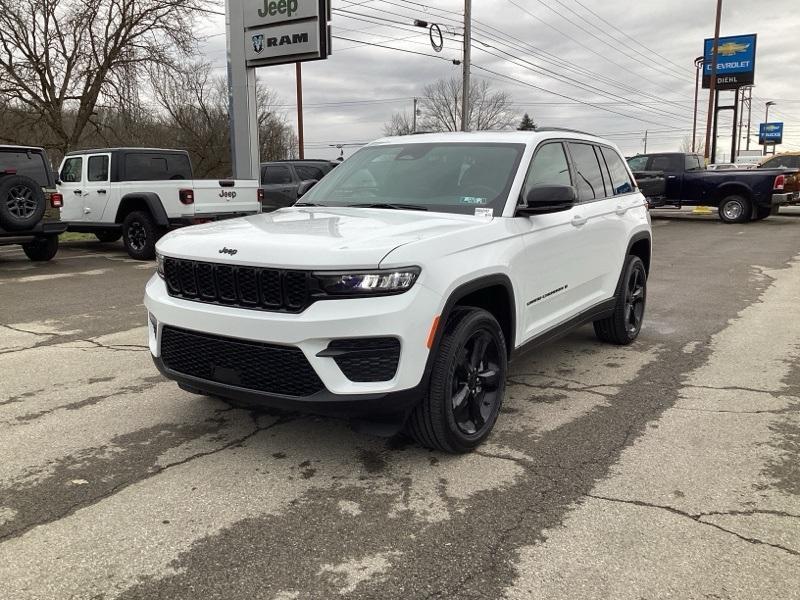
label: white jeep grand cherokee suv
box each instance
[145,130,651,453]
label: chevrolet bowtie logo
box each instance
[717,42,750,56]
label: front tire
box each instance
[718,195,751,224]
[22,235,59,261]
[407,308,507,453]
[122,211,159,260]
[594,255,647,345]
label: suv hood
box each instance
[156,206,493,269]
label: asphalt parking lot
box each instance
[1,209,799,599]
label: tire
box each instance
[718,195,751,224]
[593,255,647,345]
[753,205,772,221]
[95,231,122,243]
[22,235,59,262]
[122,211,160,260]
[0,175,47,231]
[406,307,507,453]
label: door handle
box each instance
[615,203,628,215]
[97,189,107,194]
[571,214,588,227]
[73,190,82,195]
[667,175,677,179]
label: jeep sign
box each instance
[241,0,329,67]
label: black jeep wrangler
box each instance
[0,145,67,261]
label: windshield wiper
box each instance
[349,202,429,211]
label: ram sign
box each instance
[702,34,757,90]
[759,122,784,145]
[243,0,330,67]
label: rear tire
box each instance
[95,231,122,243]
[718,195,751,224]
[406,307,507,453]
[0,175,47,231]
[122,211,160,260]
[22,235,59,261]
[593,255,647,345]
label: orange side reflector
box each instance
[426,315,441,349]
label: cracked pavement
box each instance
[1,213,799,599]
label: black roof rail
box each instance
[535,127,597,136]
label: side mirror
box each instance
[297,179,318,197]
[517,184,577,216]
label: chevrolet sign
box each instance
[702,33,757,90]
[759,122,783,145]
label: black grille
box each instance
[163,258,314,312]
[161,326,324,397]
[325,338,401,382]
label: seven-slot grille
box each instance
[164,257,311,312]
[160,326,324,397]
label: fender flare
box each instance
[117,192,169,227]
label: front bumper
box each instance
[144,275,441,410]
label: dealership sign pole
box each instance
[226,0,331,179]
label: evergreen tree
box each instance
[517,113,537,131]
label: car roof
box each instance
[369,129,612,147]
[65,147,188,156]
[0,144,45,152]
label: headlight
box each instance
[156,253,165,279]
[314,267,420,295]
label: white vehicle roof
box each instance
[369,129,612,147]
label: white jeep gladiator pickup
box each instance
[145,130,652,453]
[57,148,261,259]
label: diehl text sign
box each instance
[702,34,757,90]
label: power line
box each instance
[331,35,457,62]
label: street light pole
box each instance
[764,101,776,155]
[461,0,472,132]
[703,0,723,163]
[692,56,704,153]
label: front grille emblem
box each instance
[219,247,238,255]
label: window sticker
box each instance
[474,207,494,217]
[460,196,487,204]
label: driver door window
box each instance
[521,142,571,202]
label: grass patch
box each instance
[59,232,96,242]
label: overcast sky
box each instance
[198,0,799,160]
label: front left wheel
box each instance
[407,308,507,453]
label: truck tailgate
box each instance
[192,179,261,215]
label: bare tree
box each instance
[679,135,704,156]
[0,0,208,153]
[420,76,516,132]
[383,111,415,136]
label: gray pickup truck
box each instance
[260,159,339,211]
[627,152,798,223]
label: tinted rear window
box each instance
[569,142,606,201]
[0,150,50,187]
[124,153,191,181]
[761,156,800,169]
[600,147,634,195]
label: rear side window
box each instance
[60,157,83,183]
[649,155,682,172]
[0,150,50,186]
[685,155,703,171]
[295,165,324,181]
[263,166,292,184]
[87,155,109,182]
[600,147,634,195]
[522,142,571,200]
[124,153,191,181]
[568,142,606,201]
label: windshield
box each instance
[298,142,525,216]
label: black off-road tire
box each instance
[406,307,507,453]
[95,231,122,243]
[122,211,160,260]
[22,235,59,262]
[718,195,751,224]
[593,255,647,345]
[0,175,47,231]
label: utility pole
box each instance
[461,0,472,132]
[412,97,418,133]
[746,86,753,150]
[764,101,776,155]
[296,63,304,159]
[703,0,723,163]
[643,130,648,154]
[692,56,704,153]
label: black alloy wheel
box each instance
[593,255,647,345]
[451,329,503,435]
[407,307,507,453]
[122,210,160,260]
